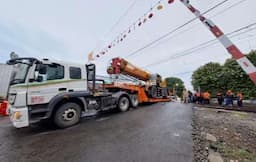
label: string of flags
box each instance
[88,0,175,61]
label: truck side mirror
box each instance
[34,64,46,82]
[38,65,47,74]
[34,71,39,80]
[86,64,96,92]
[86,64,96,81]
[34,71,43,82]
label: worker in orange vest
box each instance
[237,92,243,107]
[203,91,210,104]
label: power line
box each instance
[141,23,256,68]
[95,0,165,56]
[172,71,194,76]
[142,0,249,52]
[164,35,256,77]
[104,0,138,37]
[125,0,229,58]
[144,25,256,68]
[210,0,248,18]
[169,35,256,77]
[91,0,138,53]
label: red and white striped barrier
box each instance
[179,0,256,85]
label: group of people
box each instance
[216,90,243,107]
[182,89,210,104]
[191,91,211,104]
[182,89,243,107]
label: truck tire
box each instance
[131,95,139,108]
[118,96,130,112]
[150,86,157,98]
[54,102,81,128]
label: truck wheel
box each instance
[54,102,81,128]
[149,86,157,98]
[131,95,139,108]
[118,96,130,112]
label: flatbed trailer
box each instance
[104,83,171,103]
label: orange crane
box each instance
[105,57,170,104]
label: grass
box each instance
[231,112,249,120]
[210,143,256,162]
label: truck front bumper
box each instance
[9,106,29,128]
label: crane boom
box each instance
[107,57,152,81]
[179,0,256,85]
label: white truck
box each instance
[0,64,13,101]
[7,57,138,128]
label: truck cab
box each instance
[7,58,87,127]
[7,57,136,128]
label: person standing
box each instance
[182,89,189,103]
[203,91,210,104]
[188,91,193,103]
[237,92,243,107]
[195,92,200,104]
[216,92,223,106]
[199,92,203,104]
[192,93,197,103]
[225,90,234,106]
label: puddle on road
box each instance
[96,117,110,122]
[173,133,180,137]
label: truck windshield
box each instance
[10,62,30,85]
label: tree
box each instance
[191,50,256,98]
[192,62,223,95]
[221,50,256,98]
[165,77,185,97]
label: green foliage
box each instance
[192,50,256,98]
[192,62,223,95]
[165,77,185,97]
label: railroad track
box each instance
[195,104,256,113]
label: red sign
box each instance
[31,96,44,104]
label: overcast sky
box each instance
[0,0,256,90]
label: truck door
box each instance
[67,66,87,92]
[27,63,67,106]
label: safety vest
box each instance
[203,92,210,99]
[237,93,243,101]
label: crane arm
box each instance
[179,0,256,85]
[107,57,151,81]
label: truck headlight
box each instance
[13,111,22,120]
[8,94,16,104]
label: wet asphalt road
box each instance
[0,102,193,162]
